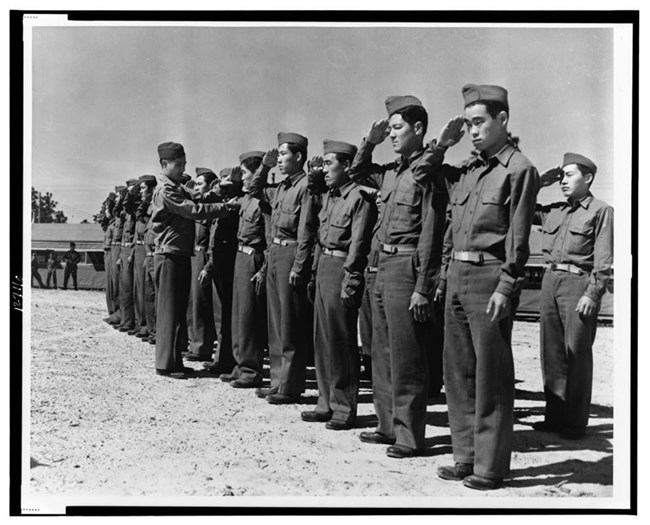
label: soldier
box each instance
[301,139,376,430]
[350,95,448,459]
[250,132,318,404]
[221,150,274,388]
[185,167,218,362]
[117,179,140,332]
[532,153,613,439]
[430,84,539,490]
[102,193,116,317]
[106,187,125,326]
[133,175,157,339]
[62,242,81,291]
[201,167,243,375]
[151,142,240,378]
[45,251,59,290]
[31,252,45,288]
[142,180,158,346]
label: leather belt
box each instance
[453,251,500,264]
[549,263,585,275]
[135,241,144,245]
[122,242,134,248]
[322,248,347,258]
[366,266,378,273]
[238,244,256,256]
[146,252,154,257]
[112,241,121,246]
[380,243,416,255]
[272,237,298,246]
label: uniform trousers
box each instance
[266,243,311,396]
[110,245,122,318]
[104,250,113,313]
[154,254,191,371]
[314,254,360,425]
[372,252,430,450]
[358,270,377,357]
[187,248,216,359]
[32,269,45,288]
[133,245,147,330]
[444,260,515,480]
[46,268,58,289]
[231,249,267,382]
[144,254,156,337]
[119,247,135,328]
[210,243,237,369]
[540,269,598,431]
[63,263,78,290]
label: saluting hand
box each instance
[309,155,324,172]
[576,295,597,319]
[539,166,564,187]
[486,291,510,322]
[367,118,390,145]
[437,116,465,148]
[263,147,279,168]
[409,291,432,322]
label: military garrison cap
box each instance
[195,167,216,177]
[115,185,126,192]
[462,84,509,110]
[277,132,308,148]
[126,178,139,187]
[219,168,232,178]
[106,192,116,202]
[562,152,597,175]
[138,174,157,183]
[323,139,358,158]
[157,141,186,160]
[385,95,423,116]
[239,150,265,164]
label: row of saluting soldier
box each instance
[97,84,613,491]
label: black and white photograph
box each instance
[11,5,639,516]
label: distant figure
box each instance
[62,242,81,291]
[46,251,58,289]
[31,252,45,288]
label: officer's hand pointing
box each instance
[367,119,390,145]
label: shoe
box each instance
[219,373,237,383]
[359,431,396,445]
[230,378,263,389]
[301,410,332,423]
[437,463,474,481]
[156,369,188,379]
[108,317,121,326]
[202,362,232,375]
[266,393,300,405]
[532,421,562,433]
[560,427,586,440]
[118,325,134,332]
[148,337,156,345]
[325,420,353,431]
[127,329,139,336]
[185,354,211,362]
[135,330,149,339]
[462,474,502,491]
[255,386,278,399]
[386,444,418,458]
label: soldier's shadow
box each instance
[507,455,613,488]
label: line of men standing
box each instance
[98,83,613,491]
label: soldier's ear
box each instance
[497,111,509,127]
[414,121,424,136]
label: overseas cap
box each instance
[239,150,265,164]
[115,185,126,192]
[157,141,186,160]
[195,167,216,177]
[563,152,597,175]
[106,192,116,202]
[126,178,139,186]
[385,95,423,116]
[138,174,157,183]
[277,132,308,148]
[323,139,358,158]
[219,167,233,178]
[462,84,509,110]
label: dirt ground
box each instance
[26,289,615,508]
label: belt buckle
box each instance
[457,251,469,262]
[383,244,396,254]
[476,252,484,265]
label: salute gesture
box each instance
[539,166,564,187]
[436,115,465,149]
[308,155,324,173]
[262,147,279,168]
[366,118,390,145]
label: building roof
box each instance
[31,223,104,251]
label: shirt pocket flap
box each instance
[451,190,470,206]
[568,221,594,237]
[481,188,510,205]
[395,186,422,207]
[331,212,352,229]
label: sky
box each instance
[29,23,615,222]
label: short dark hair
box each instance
[576,163,595,183]
[241,156,263,174]
[70,242,76,248]
[197,172,217,187]
[392,105,428,136]
[286,143,307,165]
[466,100,509,119]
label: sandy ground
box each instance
[26,289,614,505]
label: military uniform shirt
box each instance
[103,221,114,250]
[237,192,269,250]
[534,192,613,302]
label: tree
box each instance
[31,187,68,223]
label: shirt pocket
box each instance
[480,187,510,234]
[278,201,301,232]
[541,217,562,253]
[567,219,594,256]
[450,190,470,232]
[328,210,352,246]
[393,183,422,230]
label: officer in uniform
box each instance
[301,139,376,430]
[106,187,125,325]
[185,167,218,362]
[31,252,45,288]
[250,132,318,404]
[117,179,140,332]
[151,142,240,378]
[222,150,273,388]
[532,153,613,439]
[133,175,157,339]
[62,242,82,291]
[430,85,540,490]
[142,185,158,345]
[102,193,116,316]
[350,95,448,458]
[45,251,59,290]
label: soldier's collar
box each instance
[331,180,355,199]
[397,148,425,170]
[284,169,306,187]
[569,192,594,210]
[475,142,516,168]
